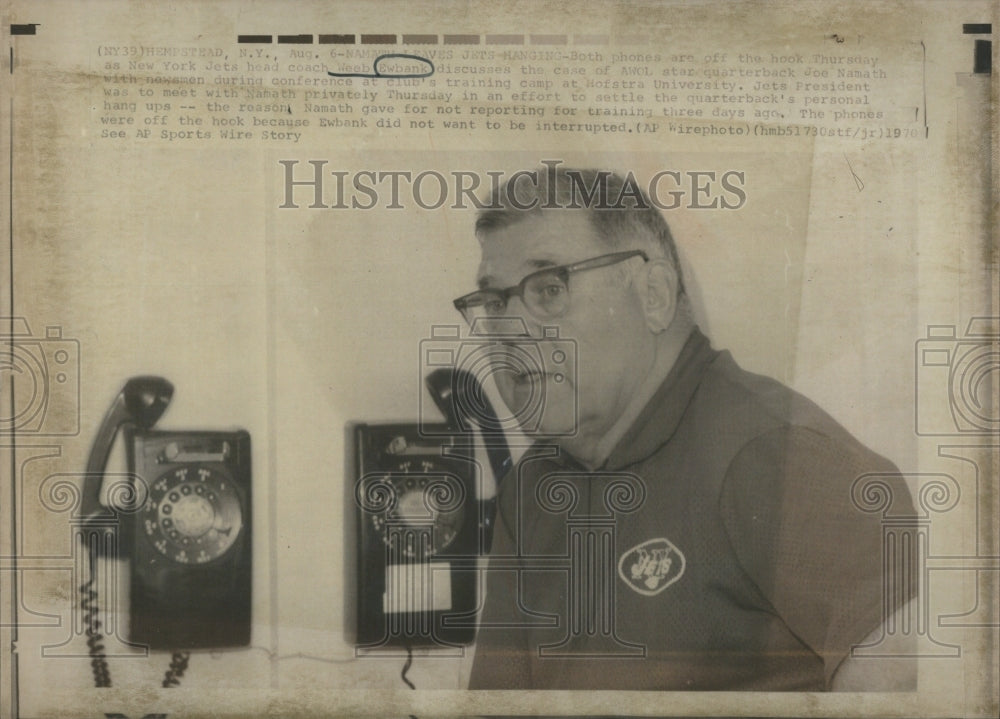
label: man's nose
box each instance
[502,297,547,339]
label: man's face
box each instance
[476,210,657,447]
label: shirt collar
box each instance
[601,327,717,471]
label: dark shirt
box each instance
[468,328,915,690]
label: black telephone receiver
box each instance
[425,367,512,553]
[80,377,174,521]
[80,376,252,655]
[347,367,511,649]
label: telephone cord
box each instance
[401,641,418,719]
[400,641,416,690]
[82,541,112,687]
[81,539,189,688]
[162,651,191,687]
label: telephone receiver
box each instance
[79,376,174,524]
[426,367,512,554]
[425,367,512,487]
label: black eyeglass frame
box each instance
[453,249,650,323]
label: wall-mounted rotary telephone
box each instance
[347,367,511,649]
[79,377,251,686]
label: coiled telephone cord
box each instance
[81,545,112,687]
[161,651,191,687]
[82,542,190,688]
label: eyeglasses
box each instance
[453,250,649,324]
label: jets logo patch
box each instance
[618,537,685,596]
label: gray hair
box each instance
[475,166,685,295]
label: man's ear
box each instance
[640,259,678,333]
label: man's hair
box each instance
[475,166,685,295]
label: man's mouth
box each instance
[511,369,546,385]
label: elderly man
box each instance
[457,167,916,691]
